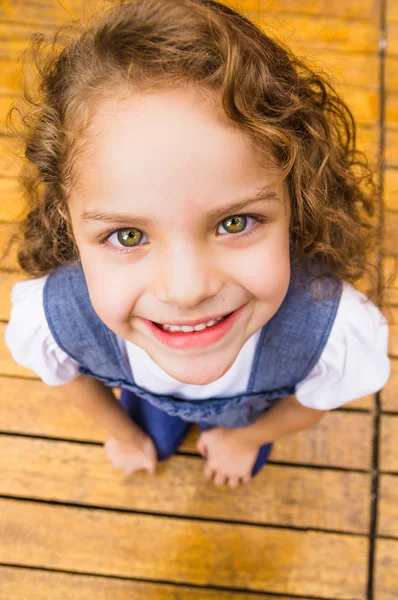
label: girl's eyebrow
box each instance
[80,189,281,226]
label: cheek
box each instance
[81,259,145,327]
[230,234,291,302]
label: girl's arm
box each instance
[239,394,327,446]
[57,373,144,443]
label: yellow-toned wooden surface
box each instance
[0,498,369,598]
[0,566,298,600]
[0,0,396,599]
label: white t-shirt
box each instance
[4,275,391,410]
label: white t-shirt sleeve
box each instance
[4,275,81,386]
[295,281,391,410]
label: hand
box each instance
[104,431,158,475]
[196,426,260,488]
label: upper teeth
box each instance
[160,316,225,332]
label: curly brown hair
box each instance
[4,0,386,300]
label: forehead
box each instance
[69,87,283,221]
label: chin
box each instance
[165,360,233,386]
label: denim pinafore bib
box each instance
[43,259,342,428]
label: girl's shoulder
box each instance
[5,275,81,385]
[337,280,388,332]
[295,280,390,409]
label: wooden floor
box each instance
[0,0,397,598]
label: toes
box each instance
[214,472,227,486]
[227,476,240,489]
[204,464,215,480]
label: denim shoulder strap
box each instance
[43,265,132,383]
[247,260,343,394]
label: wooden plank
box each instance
[355,125,379,164]
[0,0,100,26]
[0,270,27,321]
[386,92,398,130]
[347,395,374,410]
[259,0,380,19]
[0,177,26,221]
[378,474,398,537]
[0,95,17,135]
[384,211,398,258]
[380,357,398,412]
[388,0,398,23]
[385,169,398,211]
[380,414,398,472]
[386,305,398,357]
[0,434,371,533]
[0,497,369,598]
[255,14,380,54]
[0,223,21,270]
[386,129,398,167]
[386,56,398,91]
[0,565,296,600]
[375,539,398,600]
[317,52,379,89]
[0,136,23,178]
[0,377,373,469]
[387,23,398,57]
[383,255,398,308]
[0,0,383,25]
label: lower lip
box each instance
[140,305,247,350]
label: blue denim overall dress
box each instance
[43,259,342,475]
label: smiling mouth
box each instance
[152,313,233,333]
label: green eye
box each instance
[117,228,143,247]
[221,215,247,234]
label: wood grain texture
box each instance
[385,170,398,212]
[0,223,20,271]
[0,177,26,221]
[387,22,398,57]
[0,497,369,598]
[380,357,398,412]
[375,539,398,600]
[386,305,398,357]
[0,0,383,23]
[386,96,398,130]
[386,129,398,166]
[0,565,296,600]
[378,474,398,537]
[384,211,398,258]
[383,256,398,308]
[380,414,398,472]
[388,0,398,23]
[0,434,371,533]
[0,270,27,321]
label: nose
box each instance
[152,241,223,309]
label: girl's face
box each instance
[68,87,291,385]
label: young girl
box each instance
[4,0,390,489]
